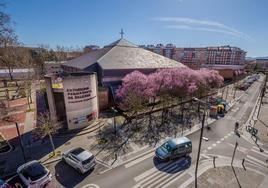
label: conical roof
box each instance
[64,38,186,70]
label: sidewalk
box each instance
[186,165,267,188]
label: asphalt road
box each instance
[41,77,265,188]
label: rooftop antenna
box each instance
[120,29,124,39]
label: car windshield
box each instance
[22,162,47,181]
[161,142,173,153]
[81,155,94,165]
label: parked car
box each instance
[0,179,11,188]
[155,137,192,161]
[17,160,52,188]
[62,147,96,174]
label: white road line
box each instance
[125,152,155,168]
[134,161,174,182]
[227,143,248,154]
[228,133,232,136]
[135,162,179,188]
[207,147,212,150]
[252,146,266,152]
[251,148,268,157]
[221,138,224,141]
[216,141,221,144]
[246,155,268,168]
[212,143,217,147]
[161,171,188,188]
[202,150,207,153]
[224,135,228,139]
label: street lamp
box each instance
[192,97,209,188]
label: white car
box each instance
[17,160,52,188]
[62,147,96,174]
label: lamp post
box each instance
[192,97,208,188]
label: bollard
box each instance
[213,156,216,168]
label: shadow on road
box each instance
[153,156,192,174]
[54,160,94,188]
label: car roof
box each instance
[69,147,93,161]
[168,137,191,148]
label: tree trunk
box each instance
[48,133,56,156]
[7,67,13,81]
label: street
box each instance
[40,76,268,188]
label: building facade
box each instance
[142,44,246,70]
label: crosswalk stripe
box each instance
[245,157,268,170]
[251,148,268,157]
[134,161,174,182]
[145,166,184,188]
[151,168,186,188]
[134,164,178,188]
[246,155,268,168]
[133,158,187,188]
[125,152,155,168]
[252,146,266,152]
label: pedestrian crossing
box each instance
[244,145,268,170]
[132,158,191,188]
[127,133,267,188]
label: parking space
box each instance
[45,159,109,188]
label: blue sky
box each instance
[4,0,268,57]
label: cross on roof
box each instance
[120,29,124,39]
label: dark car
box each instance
[155,137,192,161]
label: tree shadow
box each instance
[153,156,192,174]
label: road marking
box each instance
[212,143,217,147]
[252,146,266,151]
[221,138,224,141]
[133,162,178,188]
[251,148,268,157]
[125,152,155,168]
[246,155,268,168]
[216,141,221,144]
[228,133,232,136]
[143,159,190,188]
[227,143,248,153]
[202,150,207,153]
[207,147,212,150]
[134,161,174,182]
[161,171,188,188]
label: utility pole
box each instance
[193,97,207,188]
[231,141,238,166]
[15,122,27,163]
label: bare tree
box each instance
[35,112,61,156]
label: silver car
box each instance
[62,147,96,174]
[17,160,52,188]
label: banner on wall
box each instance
[62,74,98,130]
